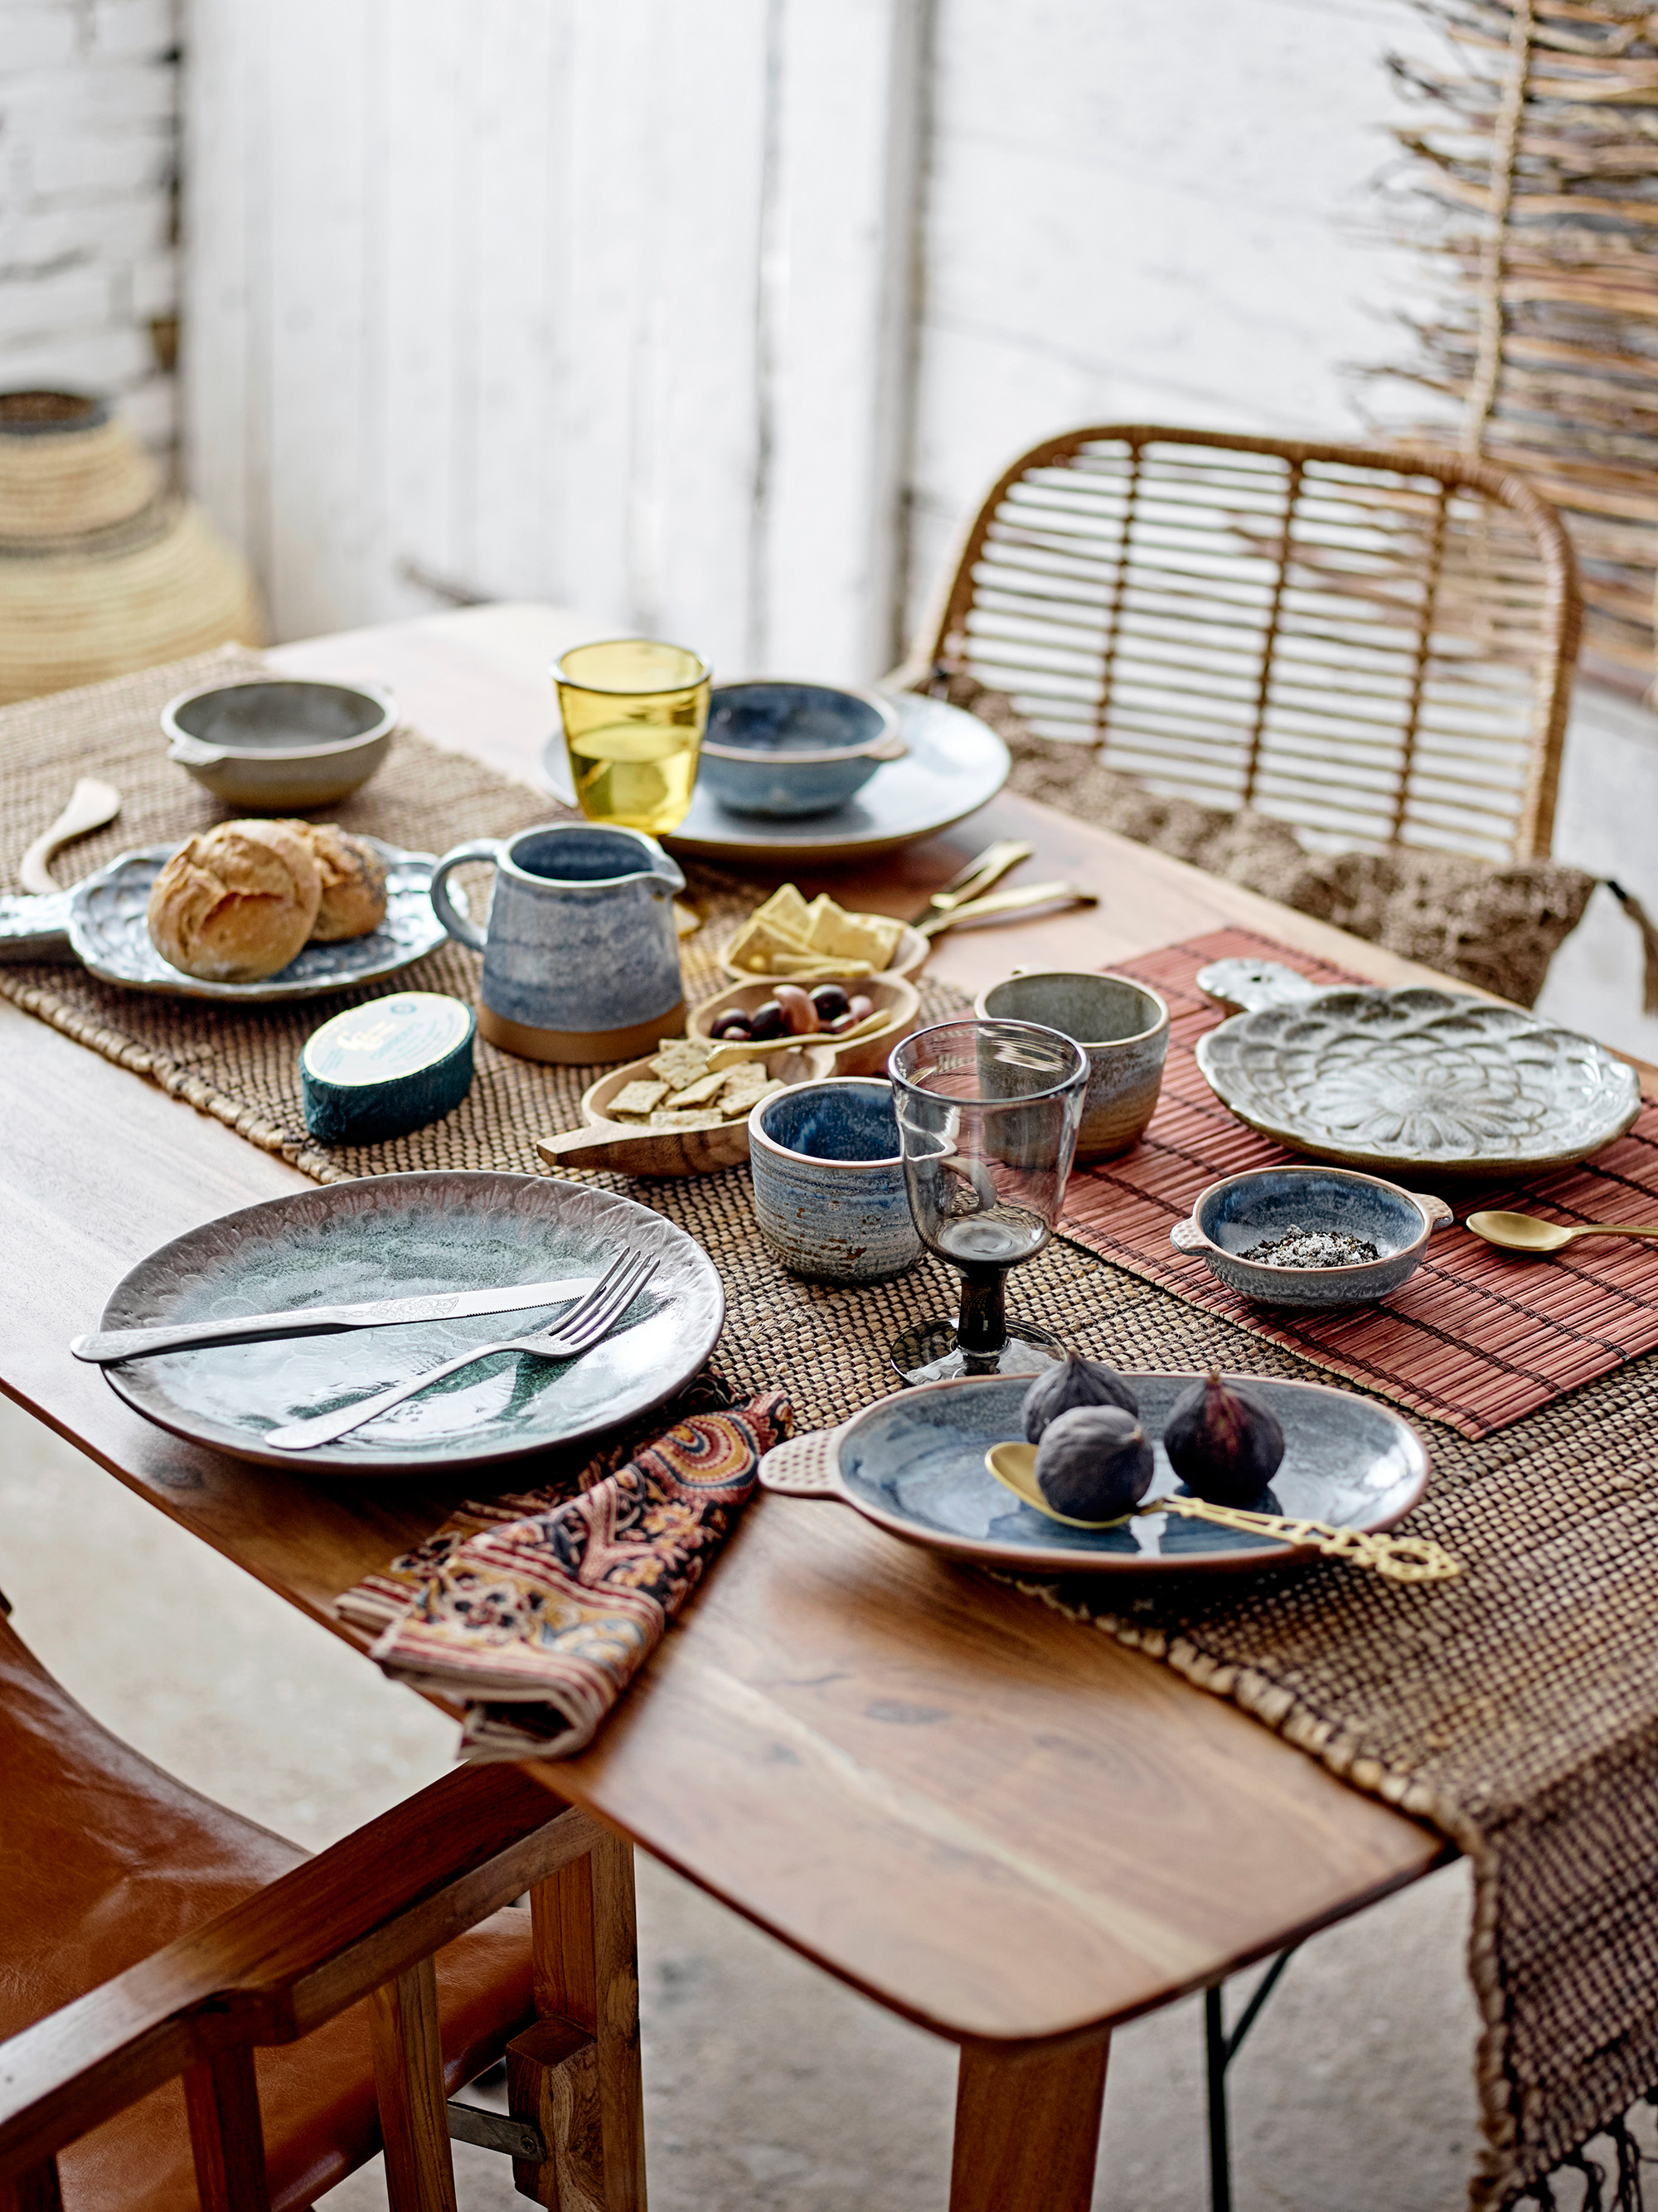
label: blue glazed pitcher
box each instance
[429,822,686,1064]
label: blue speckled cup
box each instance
[749,1079,923,1283]
[429,821,685,1065]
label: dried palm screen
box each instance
[1376,0,1658,696]
[926,427,1578,861]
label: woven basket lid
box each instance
[0,390,161,540]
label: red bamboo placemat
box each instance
[1062,925,1658,1438]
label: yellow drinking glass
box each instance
[554,638,710,837]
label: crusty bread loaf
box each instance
[147,819,322,982]
[298,822,388,942]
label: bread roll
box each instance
[147,819,322,982]
[298,823,388,941]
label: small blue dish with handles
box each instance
[749,1077,922,1284]
[1169,1165,1453,1307]
[696,681,907,818]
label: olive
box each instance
[773,983,820,1036]
[748,999,788,1041]
[710,1011,754,1040]
[846,993,874,1023]
[810,983,851,1021]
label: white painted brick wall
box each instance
[0,0,181,457]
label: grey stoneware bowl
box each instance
[749,1077,923,1284]
[162,677,397,809]
[696,681,907,818]
[976,970,1170,1161]
[1169,1166,1454,1307]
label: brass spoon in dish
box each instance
[982,1443,1460,1584]
[1467,1209,1658,1256]
[19,776,121,894]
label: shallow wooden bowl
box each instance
[720,921,928,986]
[688,973,921,1079]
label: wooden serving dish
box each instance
[688,973,921,1079]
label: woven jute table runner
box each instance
[7,653,1658,2207]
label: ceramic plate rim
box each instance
[831,1372,1431,1574]
[68,837,448,1004]
[1195,993,1641,1176]
[97,1170,725,1477]
[540,691,1010,864]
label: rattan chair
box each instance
[916,426,1582,862]
[0,1603,638,2212]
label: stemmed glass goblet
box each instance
[888,1019,1088,1384]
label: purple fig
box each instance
[1161,1370,1284,1505]
[1034,1405,1154,1522]
[1021,1351,1138,1442]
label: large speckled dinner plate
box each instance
[98,1172,725,1477]
[1196,986,1641,1178]
[815,1373,1428,1574]
[539,691,1010,865]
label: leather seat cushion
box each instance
[0,1613,533,2210]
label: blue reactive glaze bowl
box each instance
[697,682,907,817]
[749,1078,923,1283]
[1169,1166,1453,1307]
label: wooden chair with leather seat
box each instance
[914,424,1581,863]
[0,1598,641,2212]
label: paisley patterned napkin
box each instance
[365,1390,790,1760]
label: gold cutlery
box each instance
[983,1441,1460,1584]
[1467,1209,1658,1255]
[906,841,1032,929]
[918,880,1099,938]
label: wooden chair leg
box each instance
[948,2032,1110,2212]
[184,2045,273,2212]
[0,2162,64,2212]
[518,1832,647,2212]
[367,1957,459,2212]
[507,2012,603,2210]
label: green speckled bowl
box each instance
[97,1171,725,1478]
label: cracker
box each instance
[725,915,812,975]
[647,1108,727,1130]
[752,882,815,943]
[649,1038,710,1089]
[608,1079,670,1118]
[665,1070,728,1109]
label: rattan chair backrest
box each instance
[924,426,1581,861]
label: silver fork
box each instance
[264,1251,659,1452]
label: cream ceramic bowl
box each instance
[163,677,397,809]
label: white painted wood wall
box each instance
[182,0,1419,677]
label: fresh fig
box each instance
[1021,1351,1138,1442]
[1034,1405,1154,1522]
[1161,1369,1284,1506]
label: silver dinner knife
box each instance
[70,1278,599,1365]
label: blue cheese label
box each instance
[303,993,474,1088]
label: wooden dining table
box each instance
[6,600,1614,2212]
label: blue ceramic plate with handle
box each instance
[826,1373,1429,1574]
[96,1171,725,1477]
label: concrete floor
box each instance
[0,1395,1484,2210]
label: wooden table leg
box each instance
[525,1831,647,2212]
[949,2033,1111,2212]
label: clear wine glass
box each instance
[888,1019,1088,1384]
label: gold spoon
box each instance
[982,1442,1460,1584]
[19,776,122,894]
[1466,1209,1658,1257]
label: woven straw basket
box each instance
[0,390,263,704]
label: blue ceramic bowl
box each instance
[697,682,906,817]
[749,1078,923,1283]
[1169,1166,1453,1307]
